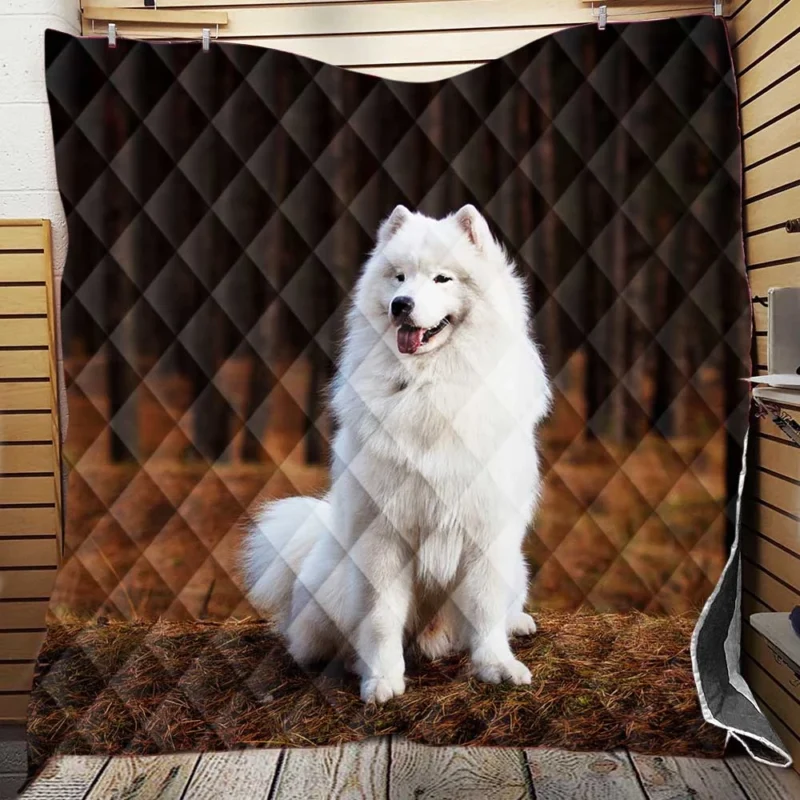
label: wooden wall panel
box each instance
[730,0,800,769]
[0,220,60,724]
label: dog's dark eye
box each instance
[396,274,405,283]
[434,275,452,284]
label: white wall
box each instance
[0,0,80,275]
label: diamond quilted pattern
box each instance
[45,17,747,628]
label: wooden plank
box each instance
[744,499,800,556]
[0,630,46,660]
[726,752,800,800]
[730,0,785,47]
[183,750,282,799]
[629,753,748,800]
[0,317,49,346]
[0,382,51,411]
[742,532,800,589]
[742,560,800,611]
[0,568,57,599]
[737,29,800,102]
[20,756,110,800]
[754,334,768,368]
[743,622,800,706]
[741,68,800,137]
[83,7,228,24]
[227,27,560,68]
[746,227,800,268]
[0,414,51,443]
[0,693,32,722]
[746,185,800,233]
[0,285,46,315]
[753,299,768,332]
[0,506,57,535]
[743,107,800,170]
[757,438,800,483]
[524,749,645,800]
[391,738,528,800]
[0,599,49,630]
[744,150,800,203]
[750,469,800,517]
[0,537,57,567]
[0,443,54,474]
[0,224,45,251]
[0,253,48,282]
[0,476,56,505]
[743,658,800,742]
[743,589,771,616]
[748,263,800,298]
[0,349,49,379]
[0,661,36,692]
[733,1,800,74]
[85,754,200,800]
[273,739,388,799]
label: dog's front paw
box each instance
[508,612,537,637]
[472,657,532,686]
[360,673,406,704]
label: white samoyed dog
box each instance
[243,204,551,704]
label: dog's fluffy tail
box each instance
[242,496,330,630]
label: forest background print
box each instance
[45,17,748,623]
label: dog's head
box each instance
[357,204,508,356]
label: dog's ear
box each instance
[455,205,492,251]
[377,205,411,245]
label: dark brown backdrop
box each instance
[45,17,748,621]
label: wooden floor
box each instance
[20,738,800,800]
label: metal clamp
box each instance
[107,22,117,49]
[713,0,723,17]
[202,28,211,52]
[597,4,608,30]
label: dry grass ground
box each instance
[27,611,724,769]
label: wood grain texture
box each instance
[745,150,800,204]
[742,559,800,612]
[0,225,46,251]
[746,227,800,269]
[746,185,800,234]
[0,253,48,282]
[524,749,645,800]
[0,318,49,347]
[85,755,200,800]
[750,470,800,517]
[391,738,530,800]
[0,660,36,692]
[756,438,800,483]
[0,599,50,630]
[0,537,58,567]
[0,382,51,412]
[20,756,110,800]
[743,622,800,705]
[629,753,748,800]
[0,443,54,474]
[0,567,57,599]
[737,32,800,102]
[726,752,800,800]
[0,693,33,722]
[0,285,47,315]
[0,507,56,535]
[748,263,800,297]
[182,750,281,799]
[0,475,56,505]
[742,531,800,590]
[743,657,800,741]
[0,413,52,443]
[741,67,800,136]
[743,498,799,556]
[272,739,388,800]
[0,350,50,380]
[743,107,800,173]
[0,631,47,660]
[732,0,800,74]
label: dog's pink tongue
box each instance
[398,326,424,354]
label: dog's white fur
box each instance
[243,205,551,703]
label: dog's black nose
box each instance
[391,296,414,318]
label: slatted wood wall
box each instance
[0,221,61,723]
[726,0,800,771]
[80,0,714,81]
